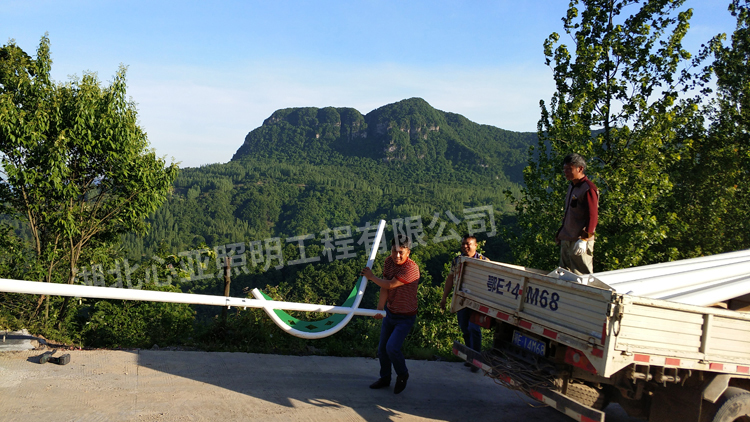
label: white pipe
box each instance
[593,249,750,285]
[0,278,383,316]
[644,273,750,300]
[252,219,388,339]
[658,275,750,307]
[0,221,390,340]
[597,256,750,286]
[609,260,750,297]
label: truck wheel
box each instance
[712,387,750,422]
[565,382,610,410]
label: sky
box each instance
[2,0,738,168]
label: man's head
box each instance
[391,235,412,265]
[460,235,478,256]
[563,153,586,182]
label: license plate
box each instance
[512,330,546,356]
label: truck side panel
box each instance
[522,287,609,343]
[613,296,750,369]
[615,305,704,353]
[708,316,750,359]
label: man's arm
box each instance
[374,287,388,319]
[377,287,388,310]
[581,184,599,240]
[440,272,454,310]
[361,267,404,290]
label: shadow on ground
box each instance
[133,349,640,421]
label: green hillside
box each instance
[122,98,535,262]
[103,98,532,354]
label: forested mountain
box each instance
[2,95,535,355]
[233,97,530,184]
[122,98,536,262]
[72,97,535,353]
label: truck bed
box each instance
[453,257,750,378]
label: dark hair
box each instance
[462,234,477,242]
[391,234,412,250]
[563,153,586,170]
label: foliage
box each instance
[508,0,699,271]
[666,0,750,256]
[5,4,748,357]
[80,283,195,348]
[0,35,178,325]
[0,87,518,351]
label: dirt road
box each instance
[0,349,640,421]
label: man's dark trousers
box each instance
[456,307,481,351]
[378,308,416,380]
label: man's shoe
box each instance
[369,378,390,389]
[470,366,479,373]
[39,351,55,364]
[50,354,71,365]
[394,374,409,394]
[463,362,471,367]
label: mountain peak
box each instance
[230,98,535,184]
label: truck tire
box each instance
[712,387,750,422]
[565,382,609,410]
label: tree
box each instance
[669,0,750,255]
[508,0,698,271]
[0,35,178,320]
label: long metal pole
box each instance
[658,275,750,307]
[608,260,750,297]
[593,249,750,285]
[0,278,383,317]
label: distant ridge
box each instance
[231,98,535,184]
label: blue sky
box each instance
[3,1,737,167]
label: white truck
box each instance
[449,257,750,422]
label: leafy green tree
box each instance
[0,36,178,321]
[669,0,750,255]
[509,0,697,271]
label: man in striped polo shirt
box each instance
[361,234,420,394]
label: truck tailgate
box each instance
[454,258,613,348]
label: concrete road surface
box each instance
[0,349,641,421]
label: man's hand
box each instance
[373,313,384,320]
[573,239,587,256]
[361,267,374,280]
[439,297,447,311]
[579,228,593,241]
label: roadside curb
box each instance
[0,329,46,352]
